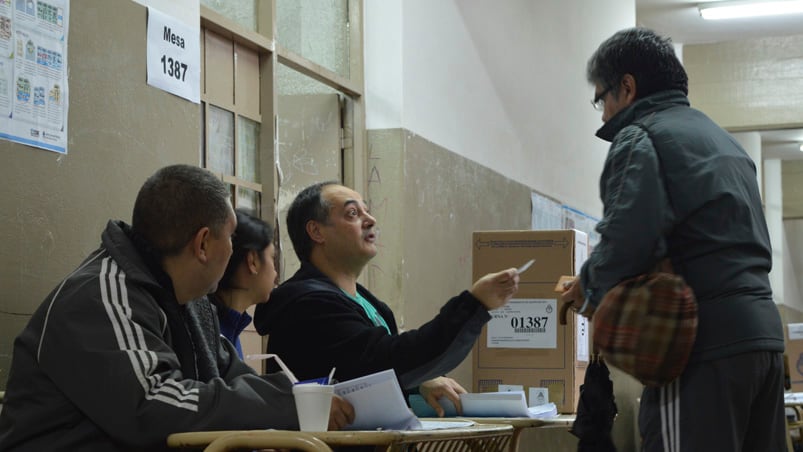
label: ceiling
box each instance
[637,0,803,217]
[637,0,803,45]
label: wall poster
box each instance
[0,0,69,154]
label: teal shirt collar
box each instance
[341,289,391,334]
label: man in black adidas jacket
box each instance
[0,165,353,451]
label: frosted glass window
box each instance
[201,0,256,32]
[238,116,260,183]
[276,63,347,183]
[277,0,350,79]
[278,62,339,97]
[237,187,260,216]
[208,105,235,176]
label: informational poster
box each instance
[562,204,601,248]
[530,191,563,230]
[487,298,557,349]
[0,0,69,154]
[146,6,199,104]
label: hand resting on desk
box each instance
[418,376,467,417]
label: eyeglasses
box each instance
[591,87,611,111]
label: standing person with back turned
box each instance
[254,182,520,416]
[0,165,353,451]
[560,28,785,451]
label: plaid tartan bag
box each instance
[592,269,697,387]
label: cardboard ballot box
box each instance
[787,323,803,392]
[472,230,590,414]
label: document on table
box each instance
[418,420,475,430]
[410,391,558,419]
[785,392,803,404]
[333,369,421,430]
[462,391,557,418]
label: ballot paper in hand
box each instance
[333,369,421,430]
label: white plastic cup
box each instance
[292,384,334,431]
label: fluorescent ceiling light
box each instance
[699,0,803,20]
[799,143,803,152]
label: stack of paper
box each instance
[332,369,483,431]
[331,370,557,430]
[409,391,558,419]
[527,402,559,419]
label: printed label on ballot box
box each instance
[487,298,557,349]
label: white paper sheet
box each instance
[334,369,421,430]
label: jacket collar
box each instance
[595,90,690,142]
[291,261,371,298]
[257,260,377,333]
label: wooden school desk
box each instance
[458,415,576,452]
[167,422,514,452]
[203,431,332,452]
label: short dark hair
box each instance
[219,210,274,289]
[286,181,339,262]
[132,164,231,256]
[587,27,688,99]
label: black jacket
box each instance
[581,90,783,363]
[0,221,298,451]
[254,262,490,389]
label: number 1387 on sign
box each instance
[160,55,187,81]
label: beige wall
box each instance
[0,0,200,388]
[684,34,803,132]
[366,129,532,386]
[365,0,637,220]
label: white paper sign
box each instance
[528,387,549,407]
[789,323,803,341]
[146,7,199,103]
[487,298,557,349]
[498,384,524,393]
[576,315,589,362]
